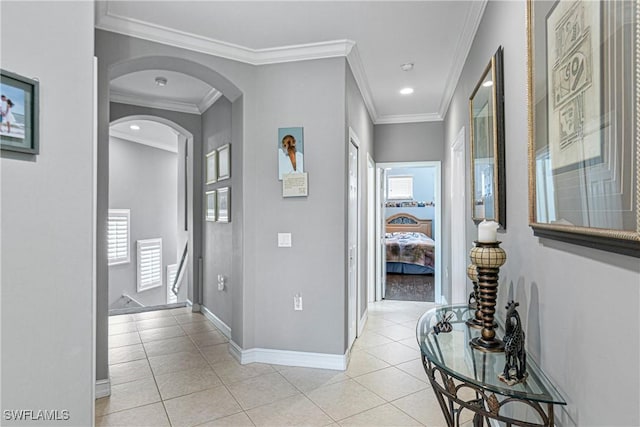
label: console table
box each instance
[416,305,566,427]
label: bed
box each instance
[385,213,435,275]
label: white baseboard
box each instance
[95,379,111,399]
[229,340,348,370]
[200,305,231,339]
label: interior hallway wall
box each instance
[443,1,640,424]
[109,136,178,307]
[374,122,444,162]
[1,2,95,425]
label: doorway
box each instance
[375,161,442,303]
[107,117,192,314]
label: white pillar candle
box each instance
[478,220,499,242]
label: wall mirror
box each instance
[470,46,506,228]
[527,0,639,257]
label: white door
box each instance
[348,139,358,348]
[367,156,375,303]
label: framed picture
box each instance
[0,69,39,155]
[217,143,230,181]
[527,0,639,257]
[206,150,217,184]
[278,127,304,180]
[205,190,216,222]
[216,187,230,223]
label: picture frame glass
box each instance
[206,191,216,221]
[216,188,230,222]
[206,151,217,184]
[527,0,639,256]
[217,144,230,181]
[0,70,38,154]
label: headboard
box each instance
[386,213,433,238]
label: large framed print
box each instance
[0,69,39,155]
[527,0,640,257]
[206,150,217,184]
[216,187,230,223]
[217,144,230,181]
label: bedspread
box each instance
[385,232,435,268]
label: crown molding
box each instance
[198,88,223,113]
[375,113,442,125]
[346,46,378,124]
[110,89,202,115]
[96,2,355,66]
[438,0,488,119]
[110,130,179,154]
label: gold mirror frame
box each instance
[470,47,506,228]
[527,0,640,257]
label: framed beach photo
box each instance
[206,150,217,184]
[217,144,231,181]
[278,127,304,180]
[0,69,39,155]
[205,190,216,222]
[216,187,230,223]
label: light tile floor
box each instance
[98,301,472,427]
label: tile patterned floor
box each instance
[98,301,472,426]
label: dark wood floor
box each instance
[385,273,435,302]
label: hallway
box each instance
[98,301,469,426]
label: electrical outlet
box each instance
[217,274,225,291]
[294,294,303,311]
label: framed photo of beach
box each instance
[0,69,39,155]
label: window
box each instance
[137,238,162,292]
[108,209,130,265]
[387,176,414,200]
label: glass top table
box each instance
[416,304,565,426]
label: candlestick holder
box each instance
[469,241,506,352]
[465,263,483,329]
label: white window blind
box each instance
[387,176,414,200]
[166,264,178,304]
[137,238,163,292]
[108,209,130,266]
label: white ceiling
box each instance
[110,119,179,153]
[98,1,487,123]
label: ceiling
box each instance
[98,1,487,124]
[110,119,180,153]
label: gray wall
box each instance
[202,97,234,326]
[1,2,95,425]
[374,122,444,162]
[346,66,375,322]
[109,136,178,307]
[443,1,640,425]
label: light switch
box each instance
[278,233,292,247]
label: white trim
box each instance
[346,46,378,123]
[110,90,201,115]
[375,113,442,125]
[91,56,98,415]
[200,305,231,339]
[438,0,488,118]
[95,379,111,399]
[96,3,354,66]
[198,88,223,113]
[110,132,178,154]
[229,341,348,370]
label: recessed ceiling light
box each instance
[482,80,494,87]
[155,76,168,87]
[129,124,140,131]
[400,63,414,72]
[400,87,414,95]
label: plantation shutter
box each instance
[387,176,414,200]
[108,209,130,265]
[137,238,163,292]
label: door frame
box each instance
[450,127,467,304]
[375,161,442,303]
[347,128,361,350]
[366,154,376,305]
